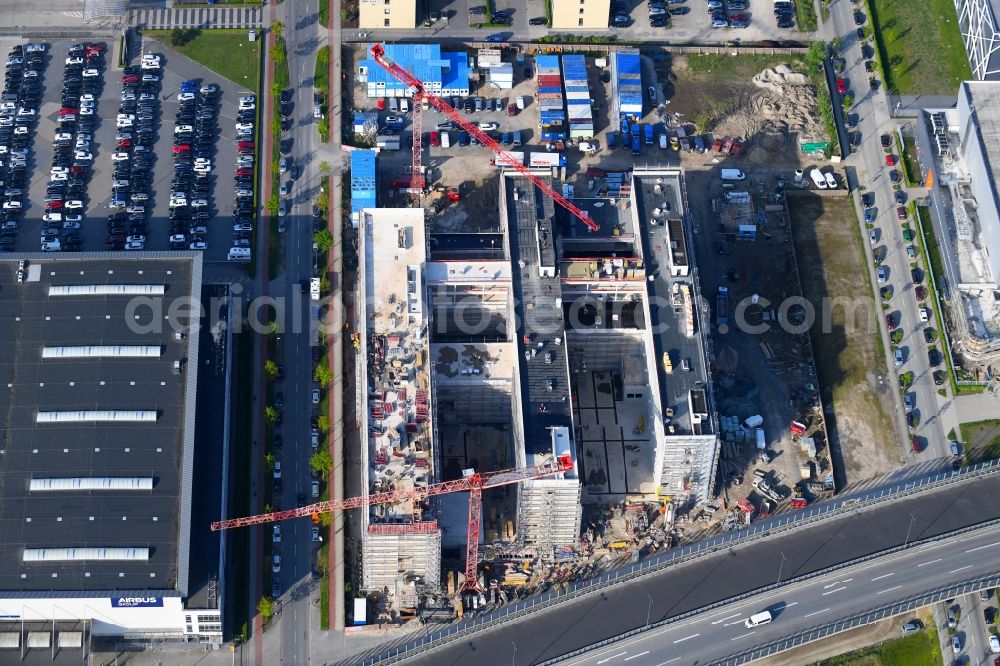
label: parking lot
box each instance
[359,0,813,46]
[0,37,256,262]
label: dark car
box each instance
[529,16,547,24]
[669,6,689,14]
[853,10,865,25]
[928,349,942,367]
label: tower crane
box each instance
[369,43,599,232]
[212,455,575,594]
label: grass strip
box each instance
[900,135,921,186]
[814,625,941,665]
[865,0,970,94]
[794,0,817,31]
[145,29,260,90]
[319,0,330,27]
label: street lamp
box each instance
[776,551,788,584]
[511,640,517,666]
[904,512,917,546]
[646,594,654,627]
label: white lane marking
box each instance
[917,558,943,567]
[804,608,832,618]
[673,634,700,644]
[784,602,799,608]
[965,541,1000,553]
[624,652,650,662]
[731,631,756,641]
[654,659,681,665]
[824,578,853,589]
[597,652,626,664]
[821,586,847,596]
[877,585,904,595]
[871,572,895,582]
[712,613,741,625]
[723,620,745,627]
[950,565,973,574]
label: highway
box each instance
[559,523,1000,666]
[368,470,1000,666]
[827,0,951,458]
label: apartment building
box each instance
[551,0,611,29]
[359,0,418,29]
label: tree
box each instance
[265,194,280,216]
[269,45,285,67]
[317,414,330,433]
[319,274,331,293]
[317,117,329,138]
[169,28,188,46]
[310,450,334,475]
[264,359,279,379]
[264,452,276,471]
[314,229,334,252]
[314,362,333,386]
[317,189,330,212]
[270,114,281,136]
[804,40,827,72]
[266,319,281,337]
[270,82,282,100]
[319,161,332,177]
[271,21,284,38]
[257,596,276,622]
[264,406,278,426]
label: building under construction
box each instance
[355,167,720,605]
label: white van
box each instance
[743,414,764,430]
[227,247,252,261]
[745,611,773,628]
[441,131,451,148]
[721,168,746,181]
[400,97,410,113]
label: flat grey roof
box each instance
[634,176,711,433]
[505,177,573,455]
[0,254,201,594]
[964,81,1000,212]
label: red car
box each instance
[117,139,132,148]
[46,201,64,210]
[122,75,139,84]
[886,313,897,331]
[238,141,254,150]
[885,154,896,166]
[70,165,87,174]
[896,206,906,220]
[836,78,848,94]
[911,437,922,453]
[58,107,77,116]
[173,144,190,153]
[236,168,252,177]
[85,43,105,51]
[429,131,440,147]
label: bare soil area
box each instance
[789,194,902,483]
[656,54,824,167]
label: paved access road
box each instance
[385,471,1000,666]
[827,1,950,459]
[561,524,1000,666]
[262,1,329,665]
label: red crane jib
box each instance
[369,44,598,232]
[210,456,573,531]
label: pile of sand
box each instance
[751,64,809,94]
[711,66,824,160]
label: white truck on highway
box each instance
[310,277,321,302]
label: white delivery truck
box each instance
[755,428,766,450]
[810,167,828,189]
[310,277,321,301]
[721,168,746,181]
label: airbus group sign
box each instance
[111,597,163,608]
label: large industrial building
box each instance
[921,81,1000,364]
[355,165,719,607]
[954,0,1000,80]
[0,254,227,652]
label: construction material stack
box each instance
[536,55,567,142]
[562,55,594,140]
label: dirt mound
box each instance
[712,66,824,162]
[751,64,809,94]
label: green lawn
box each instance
[794,0,818,31]
[145,30,260,91]
[814,626,941,665]
[868,0,971,94]
[901,135,921,186]
[961,419,1000,462]
[319,0,330,27]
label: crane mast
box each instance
[369,43,599,232]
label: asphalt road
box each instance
[560,524,1000,666]
[385,471,1000,666]
[827,1,950,459]
[267,1,328,663]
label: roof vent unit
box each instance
[174,331,185,343]
[173,360,182,375]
